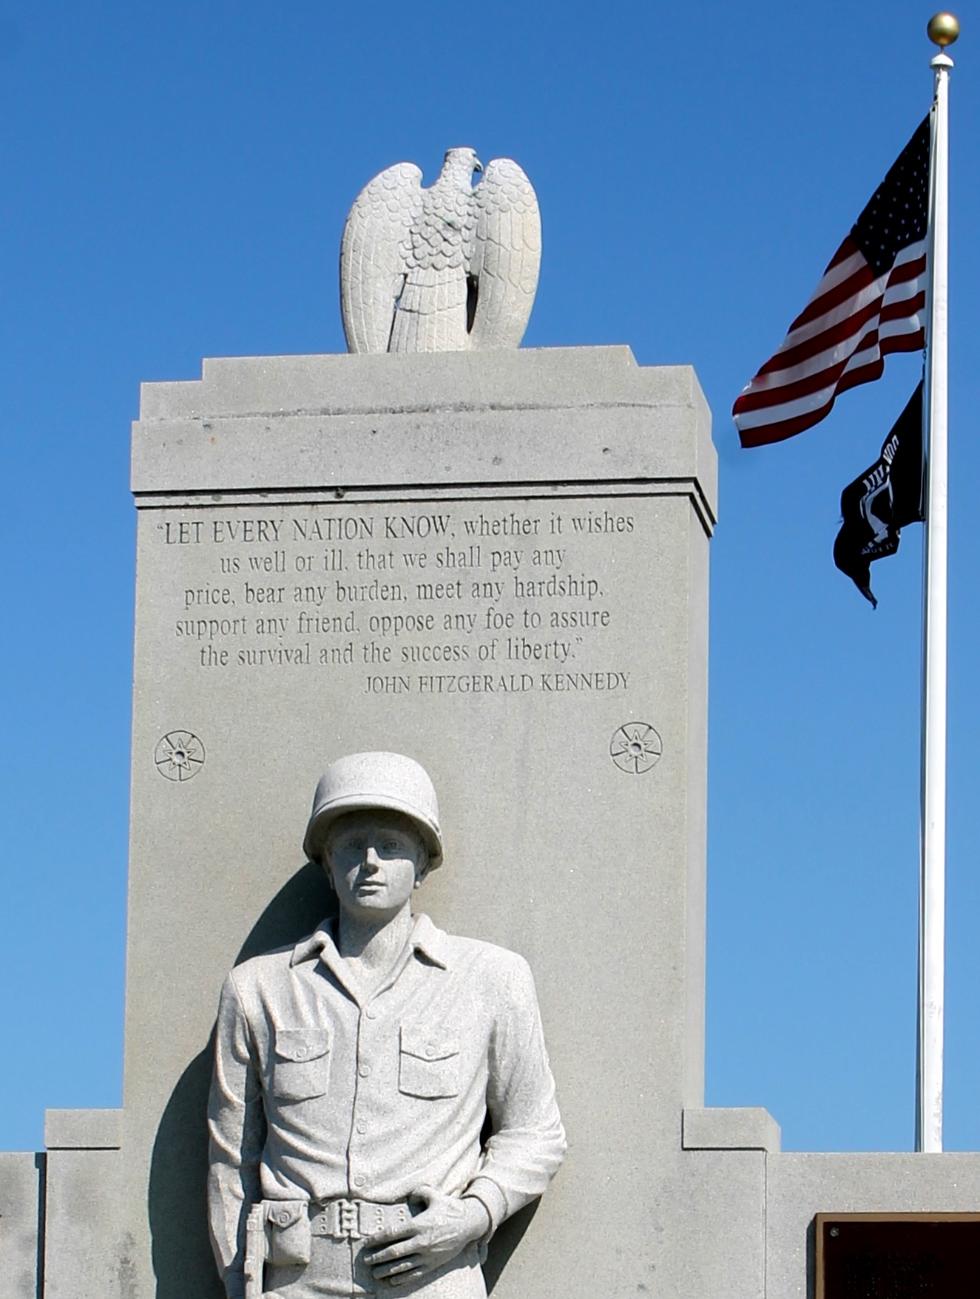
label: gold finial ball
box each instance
[927,11,960,47]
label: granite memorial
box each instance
[3,143,980,1299]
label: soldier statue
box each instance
[208,752,565,1298]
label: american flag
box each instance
[733,117,930,448]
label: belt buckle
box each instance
[334,1198,362,1240]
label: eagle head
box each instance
[443,147,483,186]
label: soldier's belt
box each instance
[308,1197,415,1241]
[261,1195,417,1268]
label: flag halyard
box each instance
[733,117,930,447]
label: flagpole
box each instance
[918,11,957,1155]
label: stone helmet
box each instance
[302,751,443,870]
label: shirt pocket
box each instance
[271,1027,331,1102]
[398,1026,460,1099]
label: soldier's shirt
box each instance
[207,913,565,1295]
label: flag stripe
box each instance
[738,282,926,410]
[788,239,871,332]
[750,242,926,380]
[733,255,926,434]
[810,243,866,291]
[736,329,925,446]
[736,324,924,432]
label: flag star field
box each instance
[853,117,929,273]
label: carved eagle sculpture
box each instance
[340,147,541,354]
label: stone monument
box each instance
[3,145,979,1299]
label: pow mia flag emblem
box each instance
[833,380,924,608]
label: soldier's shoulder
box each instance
[225,940,301,992]
[440,930,531,976]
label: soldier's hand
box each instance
[364,1185,490,1287]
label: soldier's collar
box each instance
[290,926,332,966]
[409,913,450,968]
[289,912,450,970]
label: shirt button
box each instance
[358,1065,371,1078]
[424,1045,436,1058]
[353,1175,366,1188]
[295,1046,308,1058]
[365,1008,378,1020]
[356,1121,368,1135]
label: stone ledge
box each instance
[130,348,716,526]
[44,1108,123,1151]
[137,347,705,420]
[682,1107,781,1152]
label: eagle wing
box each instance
[340,162,423,353]
[468,158,541,350]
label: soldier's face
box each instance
[324,810,425,921]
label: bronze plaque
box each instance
[816,1213,980,1298]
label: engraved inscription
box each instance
[156,503,636,696]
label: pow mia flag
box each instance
[833,381,924,608]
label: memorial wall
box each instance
[89,347,712,1299]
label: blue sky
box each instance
[2,0,978,1155]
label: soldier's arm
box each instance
[463,953,566,1232]
[207,972,265,1299]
